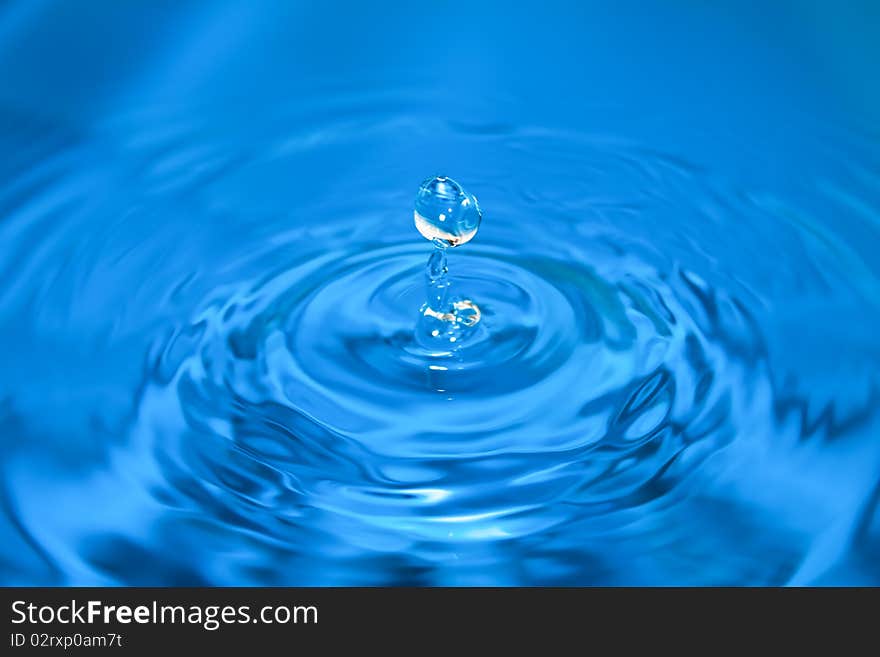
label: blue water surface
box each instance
[1,1,879,585]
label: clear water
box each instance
[417,176,483,348]
[1,1,879,585]
[415,176,482,247]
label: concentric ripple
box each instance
[145,228,768,541]
[2,97,879,585]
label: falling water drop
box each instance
[414,175,482,247]
[415,176,483,349]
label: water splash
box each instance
[415,176,483,348]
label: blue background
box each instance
[1,1,879,585]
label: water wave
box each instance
[1,99,879,584]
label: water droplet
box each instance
[414,176,483,350]
[414,175,482,247]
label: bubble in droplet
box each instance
[450,299,480,327]
[414,175,482,247]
